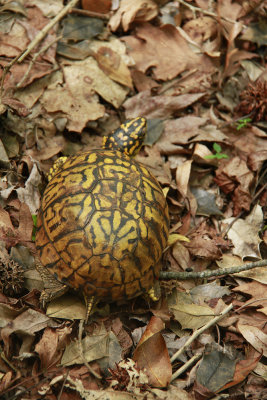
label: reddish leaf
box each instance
[133,316,172,387]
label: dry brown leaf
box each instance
[40,59,106,132]
[95,46,133,88]
[14,70,63,110]
[124,91,206,120]
[0,23,28,58]
[169,292,215,330]
[176,160,192,198]
[156,116,228,155]
[223,205,262,259]
[35,326,72,369]
[133,316,172,387]
[82,0,111,14]
[237,324,267,357]
[109,0,158,32]
[185,236,223,260]
[135,146,172,186]
[131,70,158,92]
[111,317,133,357]
[0,203,33,248]
[223,49,257,79]
[46,293,86,320]
[171,241,191,272]
[16,164,41,215]
[217,0,243,23]
[123,23,214,80]
[1,309,51,357]
[233,281,267,308]
[183,17,218,45]
[27,0,64,17]
[217,349,261,392]
[214,156,254,215]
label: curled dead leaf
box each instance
[133,316,172,387]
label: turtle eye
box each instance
[102,117,147,157]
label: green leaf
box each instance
[216,153,228,159]
[236,117,252,130]
[213,142,222,153]
[32,215,37,241]
[32,215,37,226]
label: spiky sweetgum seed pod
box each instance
[235,80,267,122]
[0,259,24,296]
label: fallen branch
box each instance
[170,303,233,380]
[159,259,267,280]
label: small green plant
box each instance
[236,117,252,130]
[204,143,228,160]
[32,215,37,241]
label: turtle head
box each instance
[102,117,147,157]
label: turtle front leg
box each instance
[35,262,69,308]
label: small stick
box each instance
[0,0,79,97]
[17,0,79,64]
[170,303,233,365]
[17,35,62,88]
[78,320,102,380]
[178,0,246,27]
[171,353,202,381]
[159,259,267,280]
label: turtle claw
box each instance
[148,286,160,302]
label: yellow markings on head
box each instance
[102,117,147,156]
[48,156,68,181]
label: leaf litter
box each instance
[0,0,267,399]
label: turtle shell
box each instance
[35,149,169,302]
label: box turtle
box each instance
[35,117,169,321]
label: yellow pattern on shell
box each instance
[36,118,169,306]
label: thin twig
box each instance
[17,0,79,64]
[0,0,79,98]
[170,303,233,364]
[58,371,69,400]
[171,353,202,381]
[235,297,267,313]
[178,0,246,28]
[17,35,62,88]
[78,319,102,380]
[159,259,267,280]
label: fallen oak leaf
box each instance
[0,203,34,249]
[123,22,214,80]
[124,91,206,119]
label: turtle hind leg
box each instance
[83,295,97,323]
[35,262,68,307]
